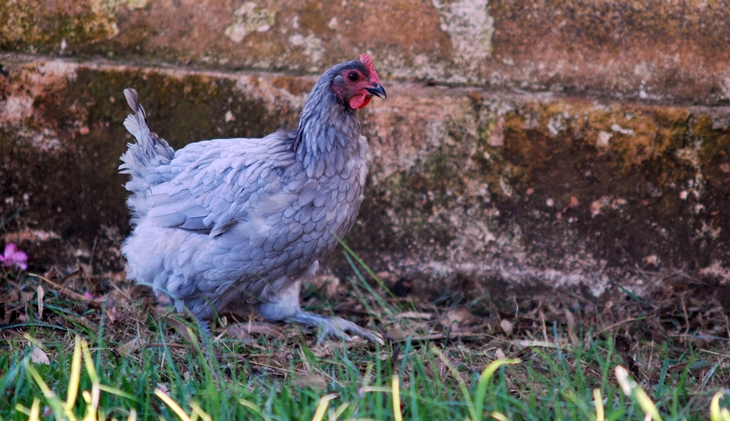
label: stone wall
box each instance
[4,0,730,102]
[2,0,729,303]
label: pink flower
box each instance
[0,243,28,270]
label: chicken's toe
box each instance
[291,311,384,345]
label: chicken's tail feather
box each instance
[120,88,175,219]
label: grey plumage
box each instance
[120,56,386,343]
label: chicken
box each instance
[120,54,386,344]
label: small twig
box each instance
[540,310,548,343]
[88,236,98,274]
[591,318,641,339]
[28,273,103,306]
[144,343,187,349]
[670,334,730,342]
[681,296,690,336]
[386,332,491,343]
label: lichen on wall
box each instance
[432,0,494,79]
[224,2,276,44]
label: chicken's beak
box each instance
[366,83,387,99]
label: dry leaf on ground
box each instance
[36,285,44,319]
[397,311,432,320]
[293,373,328,391]
[31,346,50,364]
[500,319,514,335]
[226,322,285,340]
[495,348,507,359]
[441,308,479,332]
[163,316,194,343]
[118,337,144,356]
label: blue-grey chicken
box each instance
[120,54,386,344]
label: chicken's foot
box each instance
[290,310,384,345]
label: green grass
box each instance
[2,325,728,421]
[1,255,730,420]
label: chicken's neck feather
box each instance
[294,73,363,179]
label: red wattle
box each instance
[349,94,372,109]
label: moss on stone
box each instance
[0,0,118,53]
[324,87,730,296]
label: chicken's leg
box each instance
[290,310,384,345]
[196,317,212,337]
[255,278,383,345]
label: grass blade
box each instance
[392,375,403,421]
[155,389,191,421]
[594,389,605,421]
[311,393,338,421]
[66,336,82,412]
[473,359,521,421]
[615,366,662,421]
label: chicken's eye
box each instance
[347,72,359,82]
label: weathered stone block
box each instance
[2,0,730,102]
[1,57,729,301]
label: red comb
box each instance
[360,53,380,83]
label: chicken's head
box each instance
[332,53,386,110]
